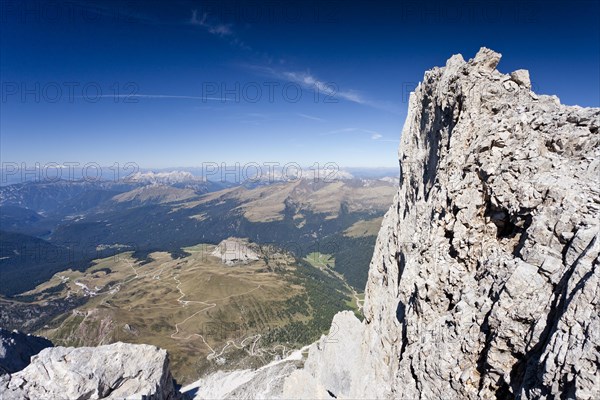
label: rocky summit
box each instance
[186,48,600,399]
[1,47,598,400]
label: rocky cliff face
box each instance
[290,48,599,400]
[188,48,599,400]
[0,342,181,399]
[2,48,597,400]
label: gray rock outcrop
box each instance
[282,311,365,399]
[211,238,260,265]
[189,47,600,400]
[0,328,53,375]
[294,47,599,399]
[182,345,309,400]
[11,48,595,400]
[0,342,181,399]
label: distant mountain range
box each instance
[0,174,396,383]
[0,176,396,296]
[0,166,398,186]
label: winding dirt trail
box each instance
[45,251,294,362]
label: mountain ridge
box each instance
[1,47,598,400]
[186,47,600,399]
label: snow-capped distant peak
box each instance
[129,171,202,184]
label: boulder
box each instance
[0,342,181,399]
[510,69,532,89]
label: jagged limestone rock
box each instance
[510,69,532,89]
[183,360,300,400]
[0,342,181,399]
[211,238,260,265]
[303,47,599,399]
[0,328,53,375]
[282,311,365,399]
[472,47,502,72]
[180,47,600,400]
[182,345,309,400]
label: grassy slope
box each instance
[24,244,351,384]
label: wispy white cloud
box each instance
[297,113,326,122]
[188,11,399,114]
[246,65,401,114]
[371,132,383,140]
[191,10,232,36]
[281,71,366,105]
[190,10,251,51]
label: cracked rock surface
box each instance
[0,342,181,399]
[281,47,600,400]
[4,48,598,400]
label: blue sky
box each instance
[1,0,599,168]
